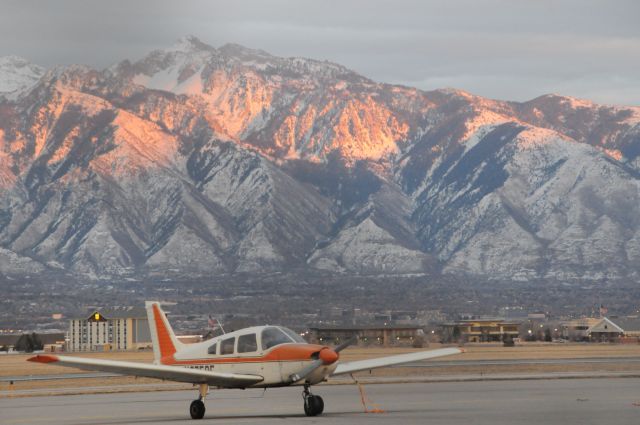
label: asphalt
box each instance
[2,379,640,425]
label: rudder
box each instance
[145,301,184,364]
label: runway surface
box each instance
[2,379,640,425]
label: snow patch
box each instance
[0,56,45,99]
[309,218,429,274]
[133,66,204,95]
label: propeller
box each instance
[333,336,357,353]
[288,336,358,383]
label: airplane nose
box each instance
[319,347,339,365]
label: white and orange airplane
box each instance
[28,301,461,419]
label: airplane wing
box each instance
[331,347,462,376]
[27,355,264,388]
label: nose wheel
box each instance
[190,383,208,420]
[302,384,324,416]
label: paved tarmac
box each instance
[5,371,640,398]
[2,379,640,425]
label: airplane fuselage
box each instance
[159,326,338,387]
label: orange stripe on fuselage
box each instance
[164,343,329,365]
[153,304,177,360]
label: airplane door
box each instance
[237,333,262,376]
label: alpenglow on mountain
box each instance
[0,36,639,282]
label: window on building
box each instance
[220,337,235,355]
[237,334,257,353]
[207,342,218,355]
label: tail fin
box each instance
[145,301,184,364]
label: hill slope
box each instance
[0,37,639,282]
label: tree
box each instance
[14,333,43,353]
[31,333,43,351]
[503,334,515,347]
[452,326,461,342]
[14,334,32,352]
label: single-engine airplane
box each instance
[28,301,462,419]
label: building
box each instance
[440,318,520,343]
[561,318,601,341]
[307,325,425,347]
[589,316,640,342]
[68,307,151,352]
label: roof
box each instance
[440,319,522,326]
[588,318,624,334]
[562,318,601,327]
[309,324,423,331]
[605,316,640,332]
[74,307,147,320]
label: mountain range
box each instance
[1,36,639,282]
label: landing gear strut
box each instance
[190,383,208,420]
[302,383,324,417]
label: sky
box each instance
[1,0,639,105]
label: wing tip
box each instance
[27,354,59,363]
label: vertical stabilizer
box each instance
[145,301,184,364]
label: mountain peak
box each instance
[218,43,272,60]
[0,55,45,97]
[529,93,596,109]
[169,35,214,53]
[0,55,33,66]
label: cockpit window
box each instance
[237,333,258,353]
[280,327,306,343]
[207,342,217,355]
[220,337,235,355]
[261,327,294,350]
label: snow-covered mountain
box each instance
[0,56,45,100]
[0,36,639,282]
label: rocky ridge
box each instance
[1,36,639,282]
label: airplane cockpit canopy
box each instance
[261,326,305,350]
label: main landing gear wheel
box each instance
[190,399,206,420]
[303,384,324,416]
[190,383,208,420]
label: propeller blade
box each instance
[334,336,357,352]
[288,345,343,383]
[288,359,323,383]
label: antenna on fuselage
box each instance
[208,314,226,335]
